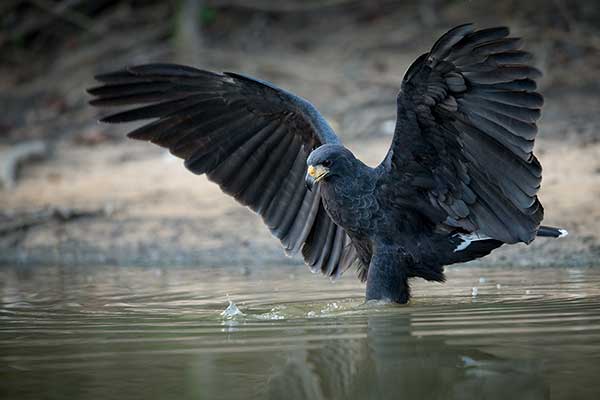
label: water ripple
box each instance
[2,265,600,399]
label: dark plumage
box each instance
[89,24,567,304]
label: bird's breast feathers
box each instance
[319,181,379,236]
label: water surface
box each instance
[1,264,600,399]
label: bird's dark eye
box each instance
[322,160,332,167]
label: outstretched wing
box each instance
[88,64,359,277]
[382,24,544,244]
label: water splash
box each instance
[220,300,245,319]
[255,305,287,320]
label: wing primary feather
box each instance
[468,89,543,108]
[472,79,538,92]
[100,95,204,123]
[126,63,215,77]
[208,118,278,194]
[256,138,301,217]
[462,111,534,157]
[263,135,304,229]
[468,96,540,123]
[472,38,523,56]
[463,66,541,85]
[460,98,539,136]
[90,91,173,107]
[166,107,250,156]
[447,27,510,61]
[238,123,291,208]
[488,50,533,65]
[183,113,264,175]
[126,99,227,142]
[429,23,475,62]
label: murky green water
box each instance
[1,264,600,400]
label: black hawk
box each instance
[89,24,567,303]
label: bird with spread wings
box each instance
[89,24,567,303]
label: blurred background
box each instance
[1,0,599,268]
[2,3,600,399]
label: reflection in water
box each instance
[1,265,600,399]
[257,312,549,400]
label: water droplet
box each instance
[462,356,479,367]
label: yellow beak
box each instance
[307,165,329,182]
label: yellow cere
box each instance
[308,165,316,177]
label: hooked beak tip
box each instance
[305,173,314,192]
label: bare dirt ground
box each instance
[1,2,599,271]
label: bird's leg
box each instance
[365,249,411,304]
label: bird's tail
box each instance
[537,225,568,238]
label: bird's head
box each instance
[305,144,357,191]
